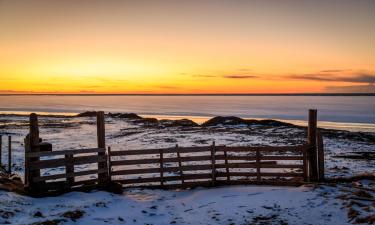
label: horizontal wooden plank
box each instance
[110,146,212,156]
[73,179,98,187]
[216,172,303,177]
[33,168,107,182]
[216,145,309,153]
[114,173,212,184]
[261,156,304,160]
[215,155,256,161]
[29,155,107,170]
[123,181,213,189]
[111,155,213,166]
[26,148,105,158]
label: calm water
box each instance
[0,95,374,131]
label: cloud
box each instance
[319,69,347,73]
[222,75,259,79]
[325,84,375,93]
[191,74,217,78]
[287,73,375,83]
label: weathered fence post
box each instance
[317,131,325,181]
[0,135,2,166]
[97,111,109,186]
[211,141,216,186]
[65,153,74,188]
[25,113,41,193]
[176,144,184,186]
[223,146,230,182]
[308,109,318,181]
[256,149,261,183]
[159,148,164,187]
[107,146,112,179]
[8,136,11,173]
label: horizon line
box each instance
[0,93,374,96]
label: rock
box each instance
[31,219,67,225]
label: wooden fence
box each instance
[109,144,311,188]
[23,110,324,195]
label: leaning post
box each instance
[307,109,318,182]
[97,111,109,186]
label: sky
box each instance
[0,0,374,94]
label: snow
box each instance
[0,184,356,225]
[0,114,374,224]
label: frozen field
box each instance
[0,113,374,224]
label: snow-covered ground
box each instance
[0,114,374,224]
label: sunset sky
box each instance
[0,0,374,94]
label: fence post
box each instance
[26,113,41,193]
[308,109,318,182]
[211,141,216,186]
[97,111,109,186]
[0,135,2,166]
[159,148,164,187]
[223,146,230,182]
[256,149,261,183]
[317,131,325,181]
[65,154,74,188]
[8,136,11,173]
[176,144,184,186]
[107,146,112,180]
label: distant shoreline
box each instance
[0,93,374,96]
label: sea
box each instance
[0,95,374,132]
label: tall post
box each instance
[26,113,41,193]
[8,136,11,173]
[317,131,325,181]
[97,111,108,186]
[308,109,318,181]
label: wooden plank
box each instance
[317,131,325,181]
[260,156,303,160]
[73,179,98,187]
[110,146,212,156]
[8,136,11,173]
[216,155,257,161]
[111,155,213,166]
[217,172,303,177]
[216,145,309,153]
[26,148,105,158]
[123,180,213,189]
[115,173,213,184]
[29,155,107,170]
[33,168,107,182]
[211,141,216,185]
[308,109,318,181]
